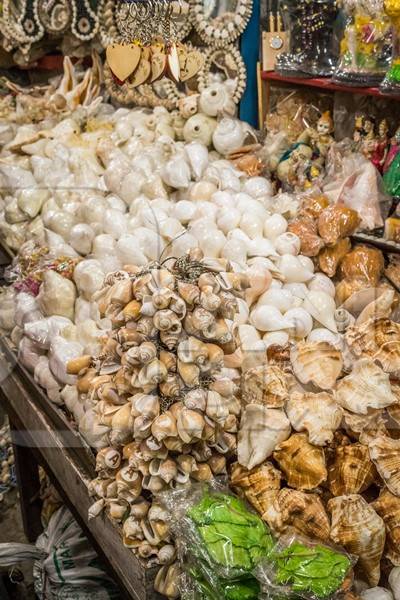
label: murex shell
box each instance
[373,488,400,566]
[286,391,343,446]
[230,461,282,518]
[327,442,377,496]
[273,433,327,490]
[241,365,288,408]
[328,494,386,586]
[369,436,400,497]
[290,341,343,390]
[335,358,396,415]
[346,318,400,373]
[264,488,331,541]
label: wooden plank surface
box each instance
[0,368,157,600]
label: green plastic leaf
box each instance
[273,542,351,599]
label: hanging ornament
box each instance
[105,0,204,87]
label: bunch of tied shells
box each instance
[229,308,400,596]
[67,249,247,592]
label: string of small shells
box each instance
[67,249,247,591]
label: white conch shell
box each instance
[212,118,247,155]
[237,405,291,469]
[284,308,313,339]
[183,114,216,146]
[250,305,293,332]
[336,358,396,414]
[263,331,290,348]
[257,289,293,313]
[278,254,314,284]
[199,83,236,117]
[185,142,209,180]
[303,291,338,333]
[264,214,287,240]
[286,391,343,445]
[308,273,336,298]
[274,232,301,256]
[307,328,341,346]
[37,270,76,321]
[389,566,400,600]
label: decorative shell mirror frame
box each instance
[190,0,253,47]
[198,44,246,103]
[0,0,101,56]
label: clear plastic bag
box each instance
[256,532,354,600]
[381,2,400,93]
[334,0,393,86]
[160,482,275,600]
[276,0,340,77]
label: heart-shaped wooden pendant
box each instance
[167,44,181,83]
[150,51,167,82]
[177,44,188,70]
[180,51,204,82]
[106,43,141,82]
[130,57,151,87]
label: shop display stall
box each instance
[0,1,400,600]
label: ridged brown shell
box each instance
[241,365,288,408]
[373,488,400,566]
[290,341,343,390]
[273,433,327,491]
[369,436,400,497]
[288,217,324,257]
[230,461,282,517]
[264,488,330,541]
[328,494,386,586]
[318,205,360,246]
[339,245,384,287]
[346,318,400,373]
[286,391,343,446]
[327,442,377,496]
[319,238,351,278]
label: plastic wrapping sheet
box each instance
[256,532,354,600]
[276,0,341,77]
[333,0,392,86]
[160,482,274,600]
[380,0,400,93]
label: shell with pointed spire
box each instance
[264,488,331,541]
[286,391,343,446]
[230,461,282,518]
[273,433,327,490]
[241,365,288,408]
[327,442,377,496]
[373,488,400,566]
[328,494,386,586]
[290,341,343,390]
[369,436,400,497]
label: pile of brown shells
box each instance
[67,249,247,598]
[230,310,400,593]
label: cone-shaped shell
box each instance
[237,405,291,470]
[346,318,400,373]
[230,461,282,517]
[286,391,343,446]
[273,433,327,490]
[327,442,377,496]
[264,488,331,541]
[241,365,288,408]
[335,359,396,415]
[290,341,343,390]
[373,488,400,566]
[328,494,386,586]
[369,436,400,497]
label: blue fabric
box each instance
[239,0,260,127]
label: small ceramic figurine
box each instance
[361,115,377,160]
[383,125,400,196]
[300,111,335,166]
[371,119,389,173]
[276,143,313,189]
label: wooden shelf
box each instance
[261,71,400,100]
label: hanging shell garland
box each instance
[70,249,246,563]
